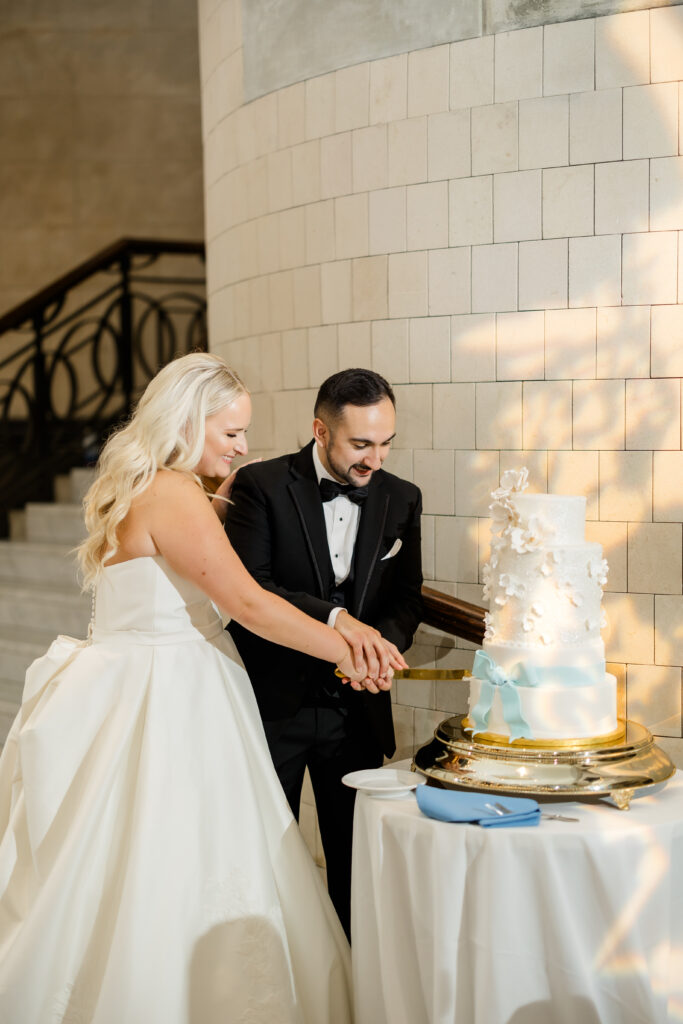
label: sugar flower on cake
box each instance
[588,557,609,587]
[483,612,496,640]
[522,603,544,632]
[540,551,557,577]
[489,467,528,536]
[509,514,549,553]
[481,561,493,601]
[489,497,520,535]
[492,467,529,499]
[558,578,583,607]
[498,572,526,599]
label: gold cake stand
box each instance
[413,713,676,810]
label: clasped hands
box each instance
[334,610,407,693]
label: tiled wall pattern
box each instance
[199,0,683,797]
[0,0,204,315]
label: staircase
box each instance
[0,237,206,538]
[0,468,94,745]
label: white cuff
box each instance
[327,606,345,628]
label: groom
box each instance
[225,368,423,935]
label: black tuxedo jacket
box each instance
[225,441,423,756]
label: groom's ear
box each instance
[312,417,328,446]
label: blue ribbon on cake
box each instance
[469,650,585,741]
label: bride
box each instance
[0,352,403,1023]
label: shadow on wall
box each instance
[441,14,683,745]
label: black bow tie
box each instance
[319,478,369,505]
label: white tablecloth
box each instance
[351,770,683,1024]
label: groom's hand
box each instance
[334,611,407,690]
[211,458,263,521]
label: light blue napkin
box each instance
[416,786,540,828]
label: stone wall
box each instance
[199,0,683,779]
[0,0,204,315]
[242,0,683,100]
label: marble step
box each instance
[25,503,87,545]
[0,541,78,588]
[0,689,18,746]
[54,467,97,506]
[70,467,96,504]
[0,625,59,683]
[0,581,90,638]
[8,509,26,542]
[0,674,24,709]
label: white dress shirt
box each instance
[312,444,361,627]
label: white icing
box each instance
[511,494,586,545]
[489,542,604,646]
[469,473,617,741]
[484,639,606,685]
[469,673,617,741]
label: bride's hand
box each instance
[335,655,394,694]
[357,672,394,694]
[211,459,262,521]
[342,671,394,694]
[336,648,368,687]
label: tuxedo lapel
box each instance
[351,475,389,620]
[287,444,334,599]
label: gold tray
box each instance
[413,714,676,810]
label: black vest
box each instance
[302,564,355,707]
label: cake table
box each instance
[351,769,683,1024]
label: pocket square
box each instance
[416,786,540,828]
[380,538,402,561]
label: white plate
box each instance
[341,767,426,799]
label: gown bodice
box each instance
[93,556,223,639]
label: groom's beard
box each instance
[325,445,374,487]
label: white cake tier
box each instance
[484,638,606,684]
[488,541,605,646]
[468,672,618,741]
[511,493,586,544]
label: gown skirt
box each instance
[0,556,353,1024]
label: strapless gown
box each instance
[0,556,353,1024]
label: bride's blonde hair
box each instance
[77,352,247,588]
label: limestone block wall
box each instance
[0,0,204,315]
[199,0,683,769]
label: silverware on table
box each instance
[484,800,579,823]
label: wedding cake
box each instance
[466,469,619,744]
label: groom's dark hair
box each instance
[314,368,395,424]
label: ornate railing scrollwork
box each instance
[0,238,207,535]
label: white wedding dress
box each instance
[0,556,353,1024]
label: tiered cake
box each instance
[466,469,618,744]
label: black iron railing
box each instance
[0,238,207,535]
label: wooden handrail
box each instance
[421,585,485,646]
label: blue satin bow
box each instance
[469,650,536,741]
